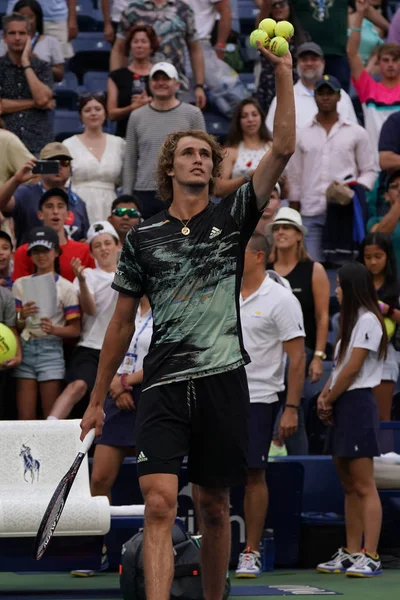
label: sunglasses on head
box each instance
[111,207,141,218]
[47,158,71,167]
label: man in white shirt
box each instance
[286,75,377,263]
[48,221,120,420]
[266,42,357,132]
[236,232,306,578]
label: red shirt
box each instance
[13,238,95,282]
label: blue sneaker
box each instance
[346,552,383,577]
[317,547,362,574]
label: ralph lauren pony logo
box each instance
[20,443,40,483]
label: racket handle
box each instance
[80,429,96,453]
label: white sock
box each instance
[46,416,59,420]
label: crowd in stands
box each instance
[1,0,400,455]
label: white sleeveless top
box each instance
[231,142,271,179]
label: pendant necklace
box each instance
[177,216,193,236]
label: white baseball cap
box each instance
[87,221,119,246]
[150,62,179,80]
[265,207,308,236]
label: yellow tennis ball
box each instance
[384,317,396,340]
[249,29,269,49]
[269,36,289,57]
[274,20,294,39]
[259,18,276,39]
[0,323,17,363]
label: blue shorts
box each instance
[325,388,380,458]
[96,385,141,448]
[248,402,280,469]
[13,337,65,382]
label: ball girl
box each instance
[359,232,400,421]
[12,226,81,419]
[317,263,387,578]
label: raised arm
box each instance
[252,45,295,210]
[0,158,36,213]
[347,0,368,81]
[214,0,232,59]
[256,0,272,27]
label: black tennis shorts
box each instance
[135,366,250,488]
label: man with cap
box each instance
[47,221,121,420]
[266,42,357,131]
[0,142,90,246]
[368,171,400,274]
[12,187,94,282]
[286,74,377,262]
[123,62,206,219]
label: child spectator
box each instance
[0,231,13,288]
[12,226,81,419]
[48,222,120,420]
[12,188,94,282]
[108,195,142,245]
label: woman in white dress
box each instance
[63,94,126,225]
[214,99,272,198]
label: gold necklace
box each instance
[176,217,193,236]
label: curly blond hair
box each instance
[156,130,225,204]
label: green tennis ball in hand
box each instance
[274,20,294,39]
[269,36,289,57]
[249,29,270,49]
[258,18,276,38]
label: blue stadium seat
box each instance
[71,33,111,53]
[54,110,83,141]
[83,70,108,93]
[239,71,255,93]
[54,72,80,110]
[0,0,7,16]
[76,0,95,17]
[204,112,231,142]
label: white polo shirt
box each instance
[240,275,305,404]
[331,309,384,391]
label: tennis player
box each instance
[80,43,295,600]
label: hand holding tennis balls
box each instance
[250,19,294,57]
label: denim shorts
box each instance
[13,337,65,382]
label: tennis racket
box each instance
[33,429,96,560]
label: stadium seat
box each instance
[76,0,95,18]
[0,0,7,17]
[239,71,256,93]
[204,112,231,143]
[68,50,110,84]
[71,32,111,54]
[83,70,109,93]
[54,109,83,141]
[238,0,259,34]
[54,72,80,110]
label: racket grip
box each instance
[80,429,96,453]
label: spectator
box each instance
[12,226,81,419]
[378,111,400,174]
[110,0,206,109]
[0,272,22,418]
[108,195,142,244]
[122,62,206,218]
[254,184,281,238]
[101,0,128,43]
[359,232,400,421]
[348,3,388,70]
[12,187,94,282]
[255,0,310,113]
[7,0,77,59]
[63,94,126,225]
[347,0,400,151]
[0,143,90,246]
[0,13,53,156]
[286,75,377,262]
[266,207,330,453]
[388,6,400,45]
[48,222,120,420]
[0,231,13,288]
[368,171,400,272]
[266,42,357,131]
[107,25,156,138]
[236,233,305,578]
[215,99,272,198]
[90,295,152,501]
[0,120,33,185]
[0,1,64,81]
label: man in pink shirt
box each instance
[347,0,400,152]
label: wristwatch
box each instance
[314,351,327,360]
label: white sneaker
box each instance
[316,547,362,574]
[346,552,383,577]
[235,547,262,578]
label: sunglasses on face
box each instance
[388,182,400,191]
[47,158,71,168]
[111,207,141,218]
[272,0,288,7]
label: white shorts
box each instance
[44,21,74,59]
[382,343,399,383]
